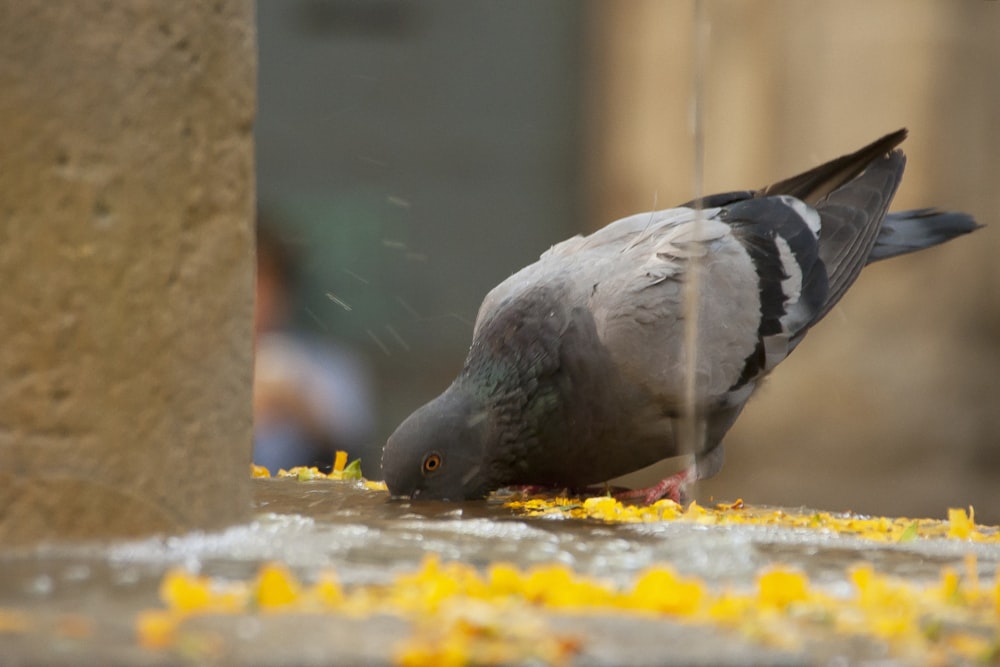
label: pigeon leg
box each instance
[615,445,725,505]
[615,467,696,505]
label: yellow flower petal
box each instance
[630,567,704,616]
[333,450,348,473]
[487,563,523,596]
[135,609,178,649]
[0,608,31,633]
[256,563,301,610]
[707,592,751,623]
[757,568,809,610]
[159,568,212,613]
[947,507,975,539]
[312,572,344,608]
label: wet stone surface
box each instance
[1,479,998,665]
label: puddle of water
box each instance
[6,480,995,589]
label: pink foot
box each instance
[615,468,695,505]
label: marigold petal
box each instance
[757,568,809,609]
[256,563,301,609]
[135,610,178,649]
[159,569,212,612]
[947,507,974,539]
[333,450,348,473]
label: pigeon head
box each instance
[382,383,492,501]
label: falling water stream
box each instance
[680,0,709,480]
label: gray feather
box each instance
[807,149,906,323]
[869,208,981,262]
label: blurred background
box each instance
[255,1,1000,521]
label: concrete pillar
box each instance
[0,1,256,543]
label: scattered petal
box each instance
[135,610,178,649]
[333,451,348,474]
[255,563,301,610]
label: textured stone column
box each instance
[0,1,255,543]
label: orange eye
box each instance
[422,452,442,475]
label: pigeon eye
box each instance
[421,452,442,475]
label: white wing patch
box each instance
[770,231,812,358]
[775,195,821,237]
[773,234,803,310]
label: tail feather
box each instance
[762,128,908,204]
[868,208,982,263]
[808,149,907,323]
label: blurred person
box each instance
[253,215,374,473]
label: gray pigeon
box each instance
[382,129,979,502]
